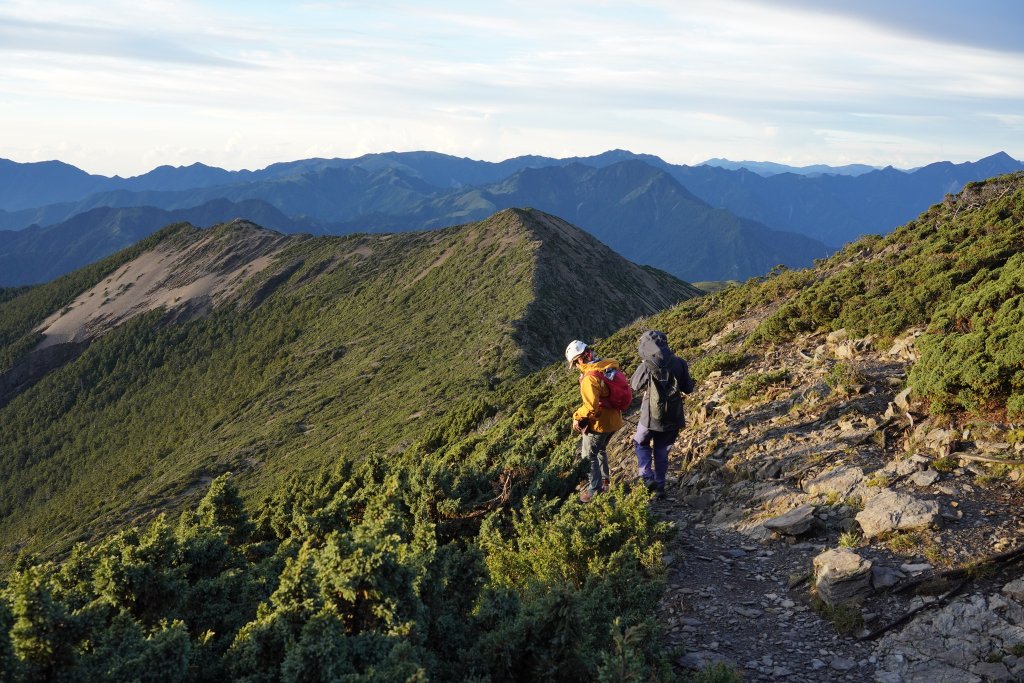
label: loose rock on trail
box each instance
[604,322,1024,682]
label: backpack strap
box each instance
[583,369,611,396]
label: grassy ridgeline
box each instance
[0,208,695,563]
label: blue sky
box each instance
[1,0,1022,176]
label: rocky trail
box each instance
[606,323,1024,681]
[656,500,877,681]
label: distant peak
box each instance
[979,151,1018,163]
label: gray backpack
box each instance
[647,362,683,426]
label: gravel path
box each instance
[654,495,880,681]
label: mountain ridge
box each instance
[0,207,697,558]
[0,159,830,285]
[3,149,1018,219]
[401,160,831,282]
[2,149,1021,288]
[699,157,881,176]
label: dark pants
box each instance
[634,423,679,489]
[582,431,613,493]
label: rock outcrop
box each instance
[855,490,940,539]
[814,548,873,607]
[764,504,817,536]
[875,589,1024,682]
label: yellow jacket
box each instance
[572,359,625,434]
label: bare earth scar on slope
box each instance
[36,224,290,348]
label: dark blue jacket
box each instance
[630,330,694,431]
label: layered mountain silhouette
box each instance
[699,157,880,176]
[0,199,321,286]
[1,150,1020,286]
[0,157,829,285]
[360,160,830,281]
[666,151,1024,247]
[0,208,697,554]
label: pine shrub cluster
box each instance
[0,399,672,681]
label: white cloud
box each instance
[0,0,1021,174]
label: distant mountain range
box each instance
[698,158,881,177]
[359,160,830,282]
[664,151,1024,247]
[1,149,1020,286]
[0,199,320,286]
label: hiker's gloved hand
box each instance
[572,418,588,434]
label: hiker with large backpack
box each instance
[565,340,631,503]
[630,330,695,495]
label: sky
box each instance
[1,0,1022,177]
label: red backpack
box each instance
[585,367,633,411]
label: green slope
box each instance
[590,171,1024,420]
[0,207,696,561]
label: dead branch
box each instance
[856,545,1024,642]
[437,467,529,531]
[955,453,1024,466]
[858,577,969,641]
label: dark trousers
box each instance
[634,423,679,489]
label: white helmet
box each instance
[565,340,589,366]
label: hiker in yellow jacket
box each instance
[565,340,625,503]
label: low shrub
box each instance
[691,351,748,383]
[725,370,791,404]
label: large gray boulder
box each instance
[855,489,940,538]
[804,466,866,498]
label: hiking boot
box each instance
[579,488,594,503]
[601,478,611,493]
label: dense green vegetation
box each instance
[0,287,30,305]
[0,349,676,680]
[0,465,668,681]
[911,251,1024,415]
